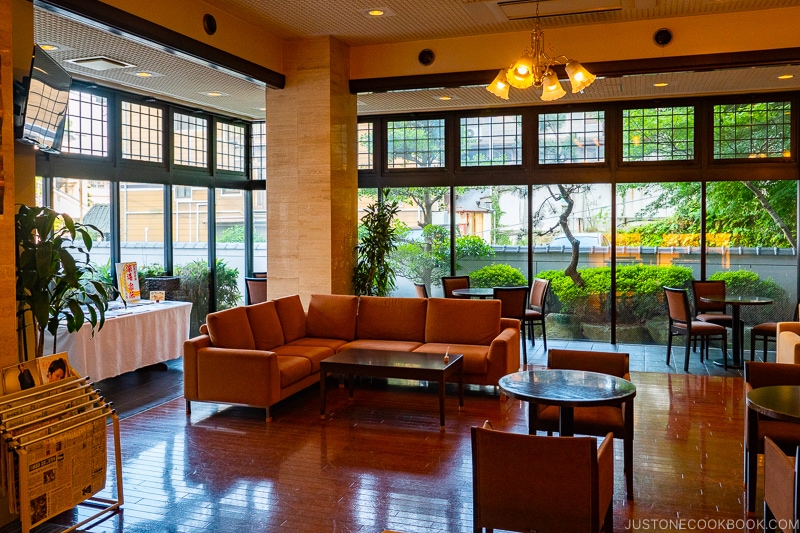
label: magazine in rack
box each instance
[0,352,122,532]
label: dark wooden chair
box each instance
[744,361,800,512]
[664,286,728,371]
[523,277,550,362]
[750,302,798,362]
[533,348,635,500]
[244,276,267,305]
[441,276,470,298]
[471,423,614,533]
[763,437,800,532]
[414,282,429,298]
[691,280,740,354]
[493,286,529,364]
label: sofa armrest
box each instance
[777,322,800,336]
[184,335,212,400]
[777,329,800,365]
[487,323,521,381]
[188,347,282,408]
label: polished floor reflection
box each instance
[28,351,760,533]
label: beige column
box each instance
[266,36,357,303]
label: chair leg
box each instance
[625,435,634,500]
[750,333,757,362]
[541,319,547,351]
[521,322,527,365]
[683,336,691,372]
[603,501,614,532]
[763,501,776,533]
[722,332,728,370]
[666,332,673,366]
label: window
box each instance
[539,111,605,164]
[119,182,165,267]
[387,119,445,168]
[251,122,266,180]
[460,115,522,166]
[358,122,373,170]
[63,90,108,156]
[622,106,694,161]
[121,101,163,162]
[713,101,791,159]
[216,122,246,172]
[173,112,208,168]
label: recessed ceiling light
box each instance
[778,74,794,80]
[438,95,453,101]
[199,91,229,97]
[653,82,669,87]
[129,71,164,78]
[359,7,395,18]
[39,44,59,51]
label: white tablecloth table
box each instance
[46,300,192,381]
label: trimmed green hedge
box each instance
[537,264,694,324]
[469,264,527,288]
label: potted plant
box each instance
[15,205,113,360]
[353,194,401,296]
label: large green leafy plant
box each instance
[353,196,401,296]
[15,205,113,360]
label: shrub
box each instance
[177,259,241,334]
[538,264,694,324]
[709,270,790,322]
[470,264,527,288]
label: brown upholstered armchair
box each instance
[744,361,800,512]
[763,437,799,531]
[471,424,614,533]
[532,348,635,500]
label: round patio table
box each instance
[451,287,494,299]
[700,295,773,369]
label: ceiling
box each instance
[32,0,800,120]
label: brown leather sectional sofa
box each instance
[183,293,521,421]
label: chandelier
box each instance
[486,6,596,101]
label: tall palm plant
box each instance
[353,194,400,296]
[15,205,113,360]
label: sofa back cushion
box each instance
[274,294,307,343]
[425,298,502,346]
[246,301,285,351]
[307,294,358,341]
[206,306,255,350]
[357,296,427,342]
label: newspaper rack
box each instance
[0,375,123,533]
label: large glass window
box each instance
[119,182,165,270]
[358,122,373,170]
[173,186,209,334]
[251,122,266,180]
[216,122,246,172]
[539,111,605,164]
[51,177,112,272]
[215,189,246,308]
[622,106,694,161]
[121,102,163,162]
[387,119,445,168]
[63,91,108,156]
[173,113,208,168]
[460,115,522,166]
[713,101,791,159]
[252,189,267,275]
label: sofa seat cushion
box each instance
[307,294,359,341]
[286,337,349,352]
[277,356,312,388]
[272,345,334,373]
[414,343,489,374]
[425,298,501,346]
[246,301,285,351]
[356,296,427,343]
[206,306,255,350]
[339,339,423,353]
[274,294,307,343]
[537,405,625,434]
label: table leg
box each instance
[439,378,446,430]
[559,406,575,437]
[746,404,758,512]
[528,401,536,435]
[731,305,742,368]
[458,366,464,411]
[320,366,327,419]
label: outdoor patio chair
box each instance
[691,280,741,353]
[750,302,798,362]
[664,286,728,371]
[414,282,429,298]
[245,276,267,305]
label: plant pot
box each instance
[545,313,582,340]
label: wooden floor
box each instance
[10,340,772,533]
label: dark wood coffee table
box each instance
[319,348,464,429]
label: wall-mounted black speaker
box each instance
[203,14,217,35]
[418,49,435,66]
[654,28,672,47]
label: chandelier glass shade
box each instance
[486,17,595,101]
